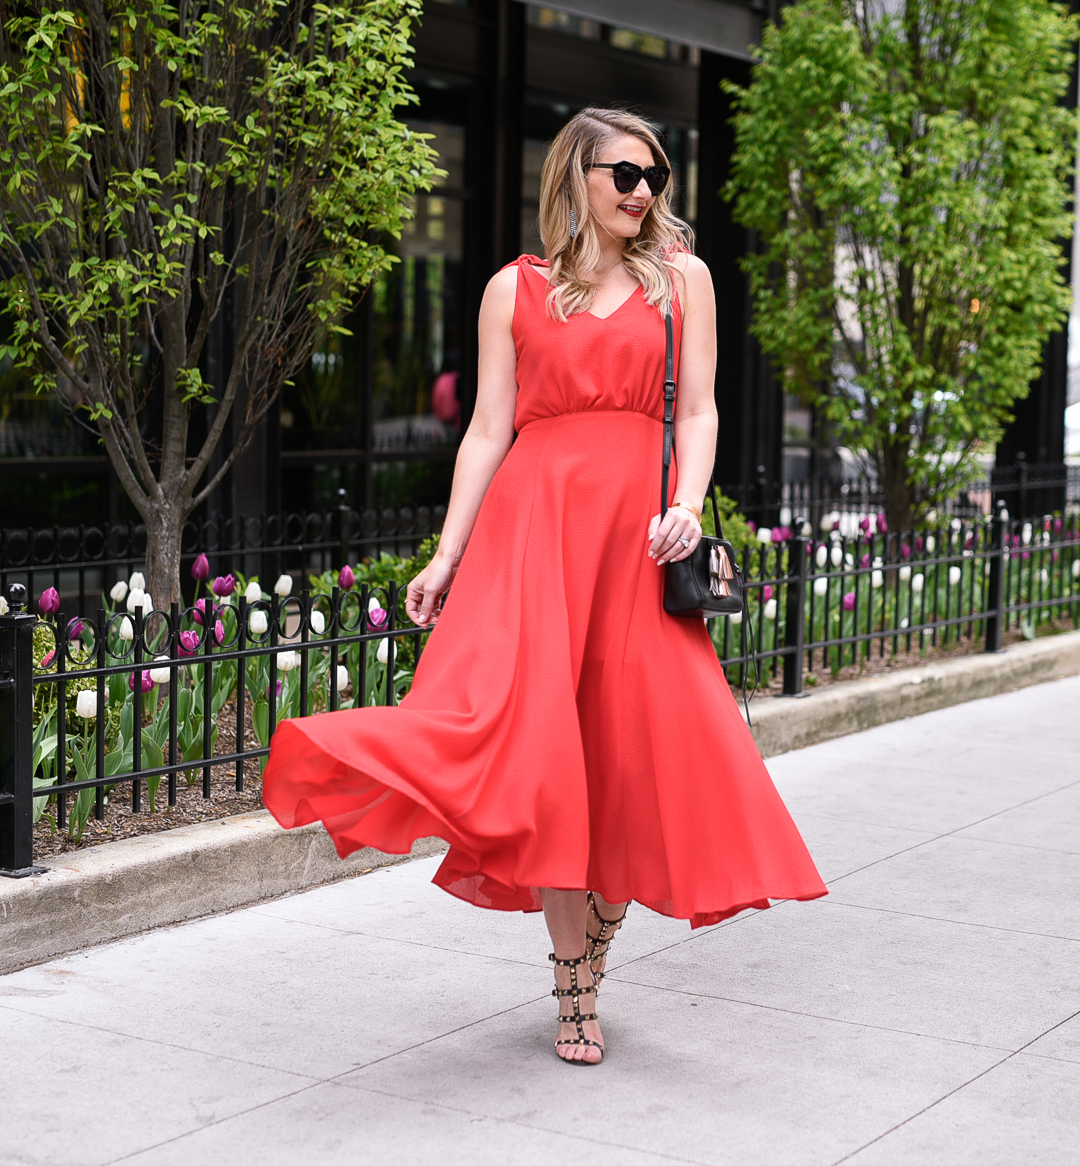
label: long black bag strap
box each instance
[660,309,755,724]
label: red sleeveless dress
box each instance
[262,257,826,927]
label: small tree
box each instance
[0,0,440,605]
[725,0,1077,531]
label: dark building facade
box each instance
[0,0,1072,527]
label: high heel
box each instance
[586,891,628,988]
[550,952,603,1064]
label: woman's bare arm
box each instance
[406,266,520,626]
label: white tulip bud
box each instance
[815,545,828,569]
[813,577,829,597]
[1039,568,1049,583]
[376,637,389,664]
[277,649,300,672]
[0,595,8,616]
[75,689,98,718]
[801,521,812,537]
[1021,523,1032,546]
[950,517,962,533]
[310,610,326,634]
[844,553,854,569]
[274,574,293,597]
[336,664,350,691]
[925,536,936,553]
[1072,560,1080,579]
[763,598,777,620]
[757,527,773,544]
[728,610,743,626]
[872,557,883,569]
[830,546,842,567]
[779,506,792,527]
[926,509,938,524]
[912,573,925,593]
[245,580,262,604]
[149,656,172,685]
[899,565,911,582]
[139,592,153,614]
[368,595,383,613]
[126,587,145,613]
[128,571,145,592]
[117,615,135,641]
[899,617,909,629]
[249,610,269,636]
[110,580,128,603]
[948,566,962,586]
[871,569,883,589]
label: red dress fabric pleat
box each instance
[262,257,827,927]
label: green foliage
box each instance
[725,0,1077,529]
[700,490,758,551]
[0,0,442,604]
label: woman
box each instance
[263,108,827,1066]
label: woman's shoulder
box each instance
[665,248,710,280]
[499,253,549,274]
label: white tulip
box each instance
[1041,530,1051,545]
[149,656,172,685]
[336,664,350,690]
[110,580,128,603]
[0,595,7,616]
[1039,568,1049,584]
[999,508,1010,520]
[950,517,962,533]
[926,509,938,524]
[728,610,743,626]
[128,571,145,592]
[948,566,962,586]
[800,521,812,537]
[830,545,843,567]
[925,536,936,553]
[277,649,300,672]
[376,637,390,664]
[1021,523,1032,546]
[75,689,98,718]
[821,510,840,532]
[872,557,883,569]
[757,527,773,544]
[899,565,911,582]
[245,580,262,604]
[815,545,828,569]
[779,506,792,527]
[871,569,884,589]
[899,617,909,629]
[813,577,829,597]
[1072,560,1080,579]
[310,610,326,634]
[274,574,293,597]
[984,560,991,576]
[249,610,269,636]
[117,615,135,641]
[138,592,153,614]
[763,598,777,620]
[912,573,925,593]
[844,553,854,569]
[126,587,145,613]
[368,595,384,613]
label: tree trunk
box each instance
[142,498,188,613]
[879,438,917,535]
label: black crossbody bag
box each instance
[660,309,743,619]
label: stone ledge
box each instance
[748,629,1080,757]
[0,812,446,975]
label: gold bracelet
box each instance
[672,502,702,521]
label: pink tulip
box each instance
[876,513,888,533]
[842,591,857,612]
[339,564,355,590]
[128,670,155,693]
[859,516,871,534]
[762,584,774,602]
[179,630,200,656]
[861,553,871,567]
[916,536,925,553]
[901,543,912,560]
[38,587,60,615]
[193,597,211,626]
[212,574,235,597]
[746,520,757,534]
[214,619,225,645]
[41,649,55,668]
[191,553,210,581]
[367,606,388,631]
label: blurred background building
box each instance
[0,0,1074,528]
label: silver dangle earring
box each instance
[569,206,578,239]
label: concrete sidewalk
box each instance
[2,678,1079,1166]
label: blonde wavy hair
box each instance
[538,107,693,321]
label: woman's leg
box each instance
[540,888,603,1063]
[587,891,629,981]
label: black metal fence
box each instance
[0,489,446,622]
[2,506,1078,876]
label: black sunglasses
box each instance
[584,161,670,196]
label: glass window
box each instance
[527,8,600,38]
[608,27,670,59]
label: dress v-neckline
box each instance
[585,284,643,321]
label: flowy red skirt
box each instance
[263,258,827,928]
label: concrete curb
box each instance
[3,629,1078,975]
[0,813,446,975]
[748,629,1080,757]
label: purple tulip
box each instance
[367,606,388,631]
[876,513,888,533]
[128,669,155,693]
[859,516,871,534]
[747,520,757,534]
[762,584,774,602]
[339,564,355,590]
[192,597,211,626]
[212,574,235,597]
[179,630,200,656]
[38,587,60,615]
[67,618,85,639]
[267,679,283,698]
[1054,518,1063,535]
[842,591,857,612]
[861,553,871,567]
[916,535,925,553]
[901,543,912,560]
[191,553,210,582]
[214,619,225,645]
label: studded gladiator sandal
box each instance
[549,952,603,1063]
[586,892,628,989]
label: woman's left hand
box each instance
[648,507,702,565]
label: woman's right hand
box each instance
[405,553,458,628]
